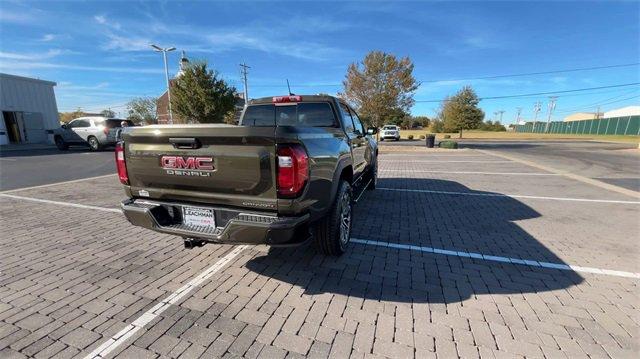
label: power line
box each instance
[554,90,640,114]
[239,62,640,88]
[414,82,640,103]
[421,62,640,83]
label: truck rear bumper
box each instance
[121,198,310,246]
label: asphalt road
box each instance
[381,140,640,191]
[0,147,116,191]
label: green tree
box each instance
[171,61,236,123]
[100,109,116,118]
[412,116,430,128]
[439,86,484,138]
[341,51,419,128]
[126,97,157,124]
[429,119,444,133]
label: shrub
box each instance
[407,135,414,140]
[439,140,458,149]
[444,134,451,139]
[419,135,425,139]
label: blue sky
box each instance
[1,0,638,123]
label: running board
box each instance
[353,178,371,203]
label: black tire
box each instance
[54,136,68,151]
[367,159,377,190]
[313,180,352,255]
[380,138,384,141]
[87,136,101,151]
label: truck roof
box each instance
[248,94,339,105]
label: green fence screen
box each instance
[514,115,640,135]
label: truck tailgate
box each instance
[123,125,278,209]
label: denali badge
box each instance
[161,156,214,176]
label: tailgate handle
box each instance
[169,137,201,149]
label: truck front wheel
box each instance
[314,180,352,255]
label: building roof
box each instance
[0,73,57,86]
[604,106,640,118]
[563,112,600,122]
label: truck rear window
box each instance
[242,103,336,127]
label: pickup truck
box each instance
[117,95,378,255]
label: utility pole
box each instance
[151,44,176,124]
[240,62,250,103]
[533,101,542,132]
[515,107,522,124]
[544,96,557,133]
[497,110,505,123]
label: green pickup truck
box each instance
[116,95,378,255]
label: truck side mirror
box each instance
[367,127,378,135]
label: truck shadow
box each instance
[245,178,584,304]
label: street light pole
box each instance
[151,44,176,124]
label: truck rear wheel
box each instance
[314,180,352,255]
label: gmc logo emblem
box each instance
[161,156,214,171]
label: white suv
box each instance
[380,125,400,141]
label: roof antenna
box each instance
[286,79,294,95]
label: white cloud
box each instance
[206,31,343,61]
[0,10,34,24]
[94,14,121,30]
[0,49,63,60]
[0,59,163,74]
[41,34,56,42]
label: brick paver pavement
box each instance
[1,150,638,358]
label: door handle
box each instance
[169,137,201,149]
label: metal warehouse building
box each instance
[0,73,60,146]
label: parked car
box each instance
[117,95,378,255]
[54,117,134,151]
[380,125,401,141]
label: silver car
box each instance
[54,117,133,151]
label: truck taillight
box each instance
[103,127,109,135]
[276,144,308,198]
[115,142,129,185]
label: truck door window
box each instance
[339,103,355,133]
[350,108,365,134]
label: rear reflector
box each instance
[115,142,129,185]
[273,95,302,103]
[276,144,308,198]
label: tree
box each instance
[59,108,86,123]
[341,51,419,128]
[126,97,157,124]
[439,86,484,138]
[100,109,116,118]
[412,116,430,128]
[171,61,237,123]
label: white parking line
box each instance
[351,238,640,279]
[0,173,117,194]
[380,169,561,176]
[377,187,640,204]
[0,193,121,213]
[84,245,249,359]
[475,149,640,199]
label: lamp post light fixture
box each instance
[151,44,176,124]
